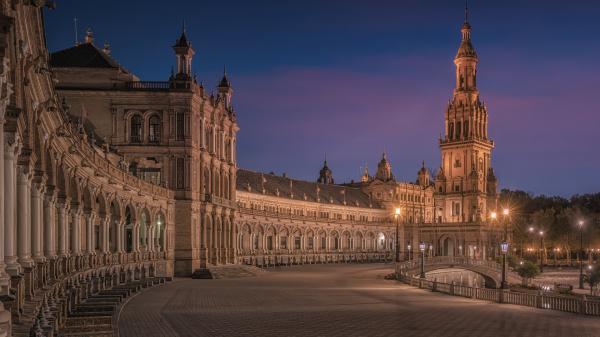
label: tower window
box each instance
[176,157,185,189]
[149,115,161,143]
[130,114,142,143]
[176,112,185,141]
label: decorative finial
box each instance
[465,0,468,23]
[182,20,186,34]
[73,17,79,46]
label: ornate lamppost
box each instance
[490,211,497,258]
[407,243,412,261]
[539,230,544,273]
[419,242,426,278]
[579,220,585,289]
[500,241,509,289]
[394,207,401,264]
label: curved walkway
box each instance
[119,264,600,337]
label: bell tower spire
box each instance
[172,21,195,80]
[437,3,497,223]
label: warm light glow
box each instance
[529,227,534,232]
[395,207,401,216]
[579,220,584,228]
[419,242,426,252]
[490,211,497,220]
[503,208,509,216]
[539,231,544,236]
[589,265,593,270]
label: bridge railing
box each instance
[399,274,600,317]
[396,256,503,275]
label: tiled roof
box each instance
[50,43,126,70]
[236,169,382,209]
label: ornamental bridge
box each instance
[396,256,521,288]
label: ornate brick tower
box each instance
[435,7,497,223]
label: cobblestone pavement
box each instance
[118,264,600,337]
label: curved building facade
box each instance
[0,2,502,336]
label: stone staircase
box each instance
[209,265,268,279]
[11,276,169,337]
[59,277,167,336]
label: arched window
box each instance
[448,122,454,140]
[464,120,469,138]
[149,115,161,143]
[455,122,462,140]
[130,115,142,143]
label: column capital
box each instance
[4,131,20,158]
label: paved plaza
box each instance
[118,264,600,337]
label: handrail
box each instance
[399,274,600,317]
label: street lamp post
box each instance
[419,242,426,278]
[407,243,412,261]
[394,208,401,264]
[579,220,585,290]
[539,231,544,273]
[501,208,510,289]
[500,241,509,289]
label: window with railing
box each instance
[280,236,287,250]
[176,112,185,141]
[130,114,142,143]
[294,237,301,250]
[176,157,185,189]
[149,115,161,143]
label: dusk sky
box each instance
[44,1,600,197]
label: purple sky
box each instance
[44,1,600,197]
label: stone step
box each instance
[60,323,114,336]
[65,316,112,327]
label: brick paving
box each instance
[119,264,600,337]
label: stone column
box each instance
[147,225,155,252]
[101,218,110,253]
[85,212,95,254]
[199,212,207,268]
[3,134,19,276]
[43,192,57,258]
[131,223,139,253]
[116,221,124,253]
[57,202,69,257]
[70,208,81,255]
[16,166,34,268]
[0,115,5,292]
[31,181,45,263]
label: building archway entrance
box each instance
[442,237,455,256]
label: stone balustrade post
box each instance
[3,134,20,277]
[16,165,34,269]
[31,181,45,264]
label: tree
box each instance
[586,267,600,296]
[516,260,540,286]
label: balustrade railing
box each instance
[239,251,393,267]
[124,81,171,90]
[399,274,600,317]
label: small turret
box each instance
[317,160,334,184]
[84,28,94,44]
[217,66,233,109]
[417,161,430,187]
[172,23,195,80]
[360,164,370,183]
[375,153,394,182]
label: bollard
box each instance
[432,278,437,292]
[450,281,455,296]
